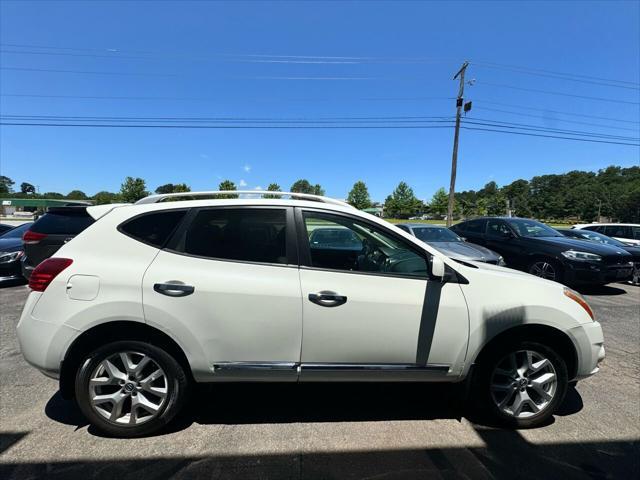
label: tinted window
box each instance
[633,227,640,240]
[0,222,32,239]
[303,212,427,277]
[460,219,485,234]
[120,210,186,247]
[413,227,461,243]
[177,208,287,264]
[506,219,561,237]
[487,219,512,237]
[584,225,603,233]
[578,230,626,247]
[603,225,632,238]
[31,210,94,235]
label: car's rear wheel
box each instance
[528,258,563,283]
[75,340,189,437]
[474,341,568,428]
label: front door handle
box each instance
[308,291,347,307]
[154,282,195,297]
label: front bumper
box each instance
[569,321,605,381]
[564,259,633,285]
[16,291,79,379]
[0,259,25,282]
[20,256,35,280]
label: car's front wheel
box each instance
[75,340,189,437]
[527,258,563,283]
[475,341,568,428]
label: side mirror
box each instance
[431,256,446,279]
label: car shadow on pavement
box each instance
[45,382,584,436]
[574,284,627,296]
[2,428,638,480]
[29,386,638,480]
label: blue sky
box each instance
[0,1,638,201]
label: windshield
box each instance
[507,219,562,238]
[574,230,627,247]
[412,227,461,243]
[0,223,32,239]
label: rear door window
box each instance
[173,208,288,264]
[120,209,187,248]
[604,225,632,238]
[31,210,94,235]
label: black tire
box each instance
[473,341,568,428]
[75,340,190,437]
[527,258,564,283]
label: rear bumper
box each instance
[564,260,633,285]
[569,321,605,381]
[16,291,79,378]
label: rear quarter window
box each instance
[119,210,187,248]
[31,211,94,235]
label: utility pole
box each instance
[447,61,469,227]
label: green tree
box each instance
[312,184,325,196]
[67,190,88,200]
[502,179,532,218]
[0,176,14,195]
[264,183,282,199]
[428,187,449,217]
[155,183,191,194]
[384,181,422,219]
[347,181,372,209]
[218,179,238,198]
[93,191,120,205]
[42,192,64,199]
[290,179,314,194]
[20,182,36,194]
[119,177,148,203]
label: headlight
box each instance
[0,251,23,264]
[563,287,594,321]
[561,250,602,262]
[497,256,506,266]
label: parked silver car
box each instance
[396,223,506,265]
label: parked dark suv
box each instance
[21,207,95,279]
[450,217,634,286]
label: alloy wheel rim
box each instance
[530,262,556,280]
[490,350,557,419]
[89,351,168,426]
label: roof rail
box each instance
[135,190,354,208]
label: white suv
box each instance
[17,191,605,437]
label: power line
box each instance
[472,106,639,132]
[474,99,640,124]
[0,114,455,125]
[0,114,454,121]
[461,126,639,146]
[0,92,454,102]
[477,81,640,105]
[463,118,639,141]
[0,66,176,76]
[471,61,639,90]
[0,122,455,129]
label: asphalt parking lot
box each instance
[0,283,638,480]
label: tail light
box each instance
[23,230,47,245]
[29,258,73,292]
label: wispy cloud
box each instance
[254,185,263,190]
[239,179,247,187]
[243,164,251,173]
[200,153,209,159]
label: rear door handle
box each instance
[308,291,347,307]
[154,282,195,297]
